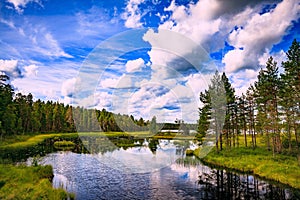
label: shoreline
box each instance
[193,147,300,190]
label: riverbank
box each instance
[194,147,300,189]
[0,164,74,199]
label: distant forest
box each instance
[0,75,195,136]
[198,39,299,154]
[0,81,152,136]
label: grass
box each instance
[1,133,78,149]
[0,164,74,200]
[0,134,33,146]
[53,140,76,150]
[194,135,300,189]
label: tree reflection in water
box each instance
[198,168,300,199]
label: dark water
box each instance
[30,139,300,200]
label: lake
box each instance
[28,139,300,200]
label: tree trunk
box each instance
[294,124,299,151]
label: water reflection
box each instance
[34,140,300,200]
[198,168,300,200]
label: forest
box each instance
[0,76,152,137]
[198,39,300,155]
[0,77,193,137]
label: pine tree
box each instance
[254,57,281,153]
[281,39,300,150]
[221,72,235,148]
[198,89,211,137]
[237,94,248,147]
[209,71,226,152]
[0,75,14,137]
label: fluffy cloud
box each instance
[125,58,145,72]
[258,50,286,67]
[122,79,203,122]
[122,0,145,28]
[223,0,299,73]
[6,0,42,14]
[100,74,138,89]
[0,59,22,78]
[229,69,260,96]
[153,0,298,74]
[185,73,213,102]
[161,0,222,49]
[143,28,210,79]
[61,78,77,97]
[24,64,38,77]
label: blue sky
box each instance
[0,0,299,123]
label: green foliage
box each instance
[185,149,194,156]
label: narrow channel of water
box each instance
[30,139,300,200]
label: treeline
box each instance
[198,39,299,154]
[0,77,149,138]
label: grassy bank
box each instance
[0,164,74,200]
[194,146,300,189]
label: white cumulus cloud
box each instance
[122,0,145,28]
[223,0,300,73]
[24,64,38,77]
[0,59,22,78]
[125,58,145,72]
[61,78,77,97]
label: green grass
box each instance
[54,140,75,147]
[1,133,78,149]
[53,140,76,150]
[0,134,34,146]
[194,145,300,189]
[0,164,74,200]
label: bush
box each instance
[186,149,194,156]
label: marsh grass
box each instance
[53,140,76,151]
[0,164,74,200]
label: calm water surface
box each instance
[32,139,300,200]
